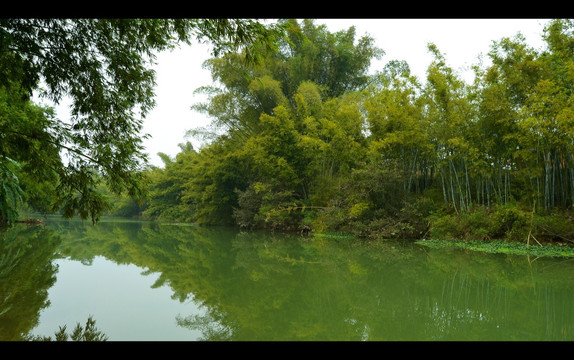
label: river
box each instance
[2,216,573,341]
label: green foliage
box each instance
[234,183,265,229]
[532,210,574,243]
[418,238,574,258]
[0,19,286,226]
[0,224,62,340]
[0,157,23,225]
[26,316,108,341]
[144,19,574,247]
[6,17,574,248]
[0,84,61,223]
[427,212,466,240]
[490,203,529,240]
[428,204,528,241]
[427,202,574,245]
[150,19,385,232]
[143,143,196,222]
[256,19,372,101]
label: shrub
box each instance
[312,199,348,233]
[532,211,574,243]
[462,207,495,240]
[427,203,538,241]
[428,212,465,240]
[490,203,529,241]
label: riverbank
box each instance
[312,231,574,258]
[415,238,574,258]
[14,212,574,259]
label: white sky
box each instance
[48,19,552,168]
[143,18,551,167]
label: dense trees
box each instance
[4,18,574,244]
[139,19,574,243]
[0,19,285,225]
[144,20,380,229]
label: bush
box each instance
[312,199,348,233]
[233,186,263,229]
[428,212,465,240]
[462,207,496,240]
[361,216,416,239]
[428,203,531,241]
[532,211,574,243]
[348,197,434,239]
[490,203,529,241]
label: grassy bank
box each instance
[416,238,574,258]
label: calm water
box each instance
[1,216,574,341]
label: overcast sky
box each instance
[99,19,555,167]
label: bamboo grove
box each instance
[131,19,574,242]
[7,19,574,242]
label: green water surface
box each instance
[2,217,573,341]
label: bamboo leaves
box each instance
[0,157,23,225]
[144,19,574,240]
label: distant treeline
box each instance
[27,20,574,243]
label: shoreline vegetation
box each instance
[4,20,574,260]
[415,238,574,258]
[121,19,574,259]
[23,212,574,259]
[325,216,574,258]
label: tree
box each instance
[192,19,382,139]
[143,142,197,222]
[364,60,432,199]
[181,20,382,230]
[0,85,60,223]
[423,43,476,213]
[0,19,286,225]
[138,18,574,241]
[518,19,574,211]
[272,19,383,99]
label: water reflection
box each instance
[0,224,60,340]
[2,218,574,341]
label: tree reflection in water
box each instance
[3,218,574,341]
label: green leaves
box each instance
[0,19,287,225]
[0,157,23,225]
[141,19,574,243]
